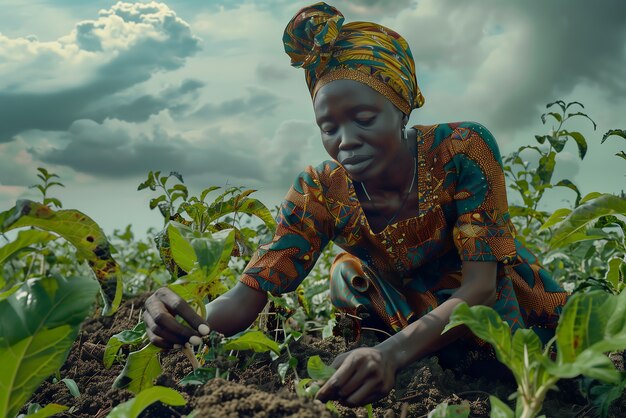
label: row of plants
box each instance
[0,100,624,417]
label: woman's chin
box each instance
[342,158,374,180]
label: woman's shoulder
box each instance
[414,121,501,159]
[291,160,350,195]
[413,121,495,142]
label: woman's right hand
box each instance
[143,287,210,349]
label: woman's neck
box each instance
[361,128,417,194]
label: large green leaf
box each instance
[428,402,470,418]
[222,330,280,355]
[0,275,99,418]
[560,130,588,159]
[207,193,276,233]
[445,303,512,366]
[166,222,197,273]
[307,355,336,381]
[103,322,146,369]
[546,291,626,383]
[549,194,626,248]
[510,329,542,379]
[1,200,123,315]
[605,257,624,291]
[190,228,235,281]
[113,343,162,394]
[19,403,68,418]
[489,396,514,418]
[556,291,611,363]
[539,208,572,231]
[0,229,58,266]
[106,386,186,418]
[543,349,619,383]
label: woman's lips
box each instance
[340,155,373,173]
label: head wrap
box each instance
[283,2,425,115]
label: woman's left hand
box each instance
[316,347,398,406]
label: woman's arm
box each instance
[144,282,267,349]
[317,261,497,406]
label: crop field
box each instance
[1,102,626,418]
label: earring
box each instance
[401,125,408,142]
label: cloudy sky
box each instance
[1,0,625,237]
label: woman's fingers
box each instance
[155,287,210,333]
[317,352,358,401]
[143,309,188,347]
[344,379,380,407]
[143,287,209,347]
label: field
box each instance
[2,102,626,418]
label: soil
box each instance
[23,295,626,417]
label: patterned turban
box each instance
[283,2,425,115]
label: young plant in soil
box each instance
[109,174,278,395]
[0,168,126,416]
[445,289,626,418]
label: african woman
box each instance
[144,2,568,406]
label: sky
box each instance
[1,0,625,237]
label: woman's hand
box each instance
[316,347,399,406]
[143,287,210,349]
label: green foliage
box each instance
[104,322,146,369]
[601,129,626,161]
[222,330,280,355]
[503,100,596,251]
[18,403,68,418]
[0,200,123,315]
[0,275,99,418]
[306,355,336,381]
[547,194,626,249]
[29,168,65,209]
[105,386,186,418]
[445,290,626,418]
[113,343,162,394]
[427,401,470,418]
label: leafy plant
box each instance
[0,275,99,418]
[601,129,626,162]
[427,401,470,418]
[444,290,626,418]
[29,168,64,209]
[0,200,123,315]
[503,100,596,251]
[105,386,186,418]
[539,128,626,292]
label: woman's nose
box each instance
[338,125,361,150]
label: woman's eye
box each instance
[356,116,375,126]
[321,126,337,135]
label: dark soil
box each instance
[24,295,626,417]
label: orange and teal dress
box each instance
[240,122,568,342]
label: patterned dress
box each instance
[241,122,568,342]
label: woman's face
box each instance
[313,79,406,183]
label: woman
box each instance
[144,2,568,407]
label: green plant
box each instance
[444,290,626,418]
[0,200,123,315]
[0,275,99,418]
[29,168,64,209]
[105,386,186,418]
[503,100,596,252]
[538,129,626,293]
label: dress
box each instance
[240,122,568,341]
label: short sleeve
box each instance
[449,123,517,263]
[240,165,335,294]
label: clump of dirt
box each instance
[23,294,626,418]
[192,378,332,417]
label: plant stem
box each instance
[182,344,199,370]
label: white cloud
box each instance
[0,1,201,141]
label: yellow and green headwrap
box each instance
[283,2,425,115]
